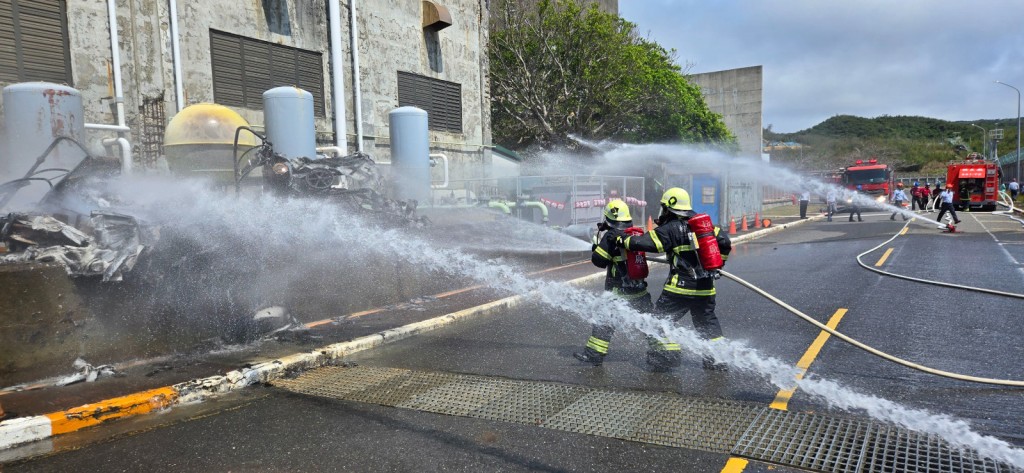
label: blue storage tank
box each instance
[388,107,430,202]
[263,87,316,160]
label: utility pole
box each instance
[970,123,988,158]
[996,81,1021,180]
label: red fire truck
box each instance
[841,158,892,207]
[946,153,1000,211]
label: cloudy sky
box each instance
[618,1,1024,133]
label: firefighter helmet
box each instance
[659,187,693,214]
[603,200,632,223]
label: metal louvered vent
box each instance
[397,71,462,134]
[210,29,324,117]
[0,0,73,84]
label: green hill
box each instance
[765,115,1020,175]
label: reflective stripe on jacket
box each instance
[622,216,732,297]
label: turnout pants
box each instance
[646,292,722,368]
[581,291,653,360]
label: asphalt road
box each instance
[6,210,1024,472]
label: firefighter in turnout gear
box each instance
[574,200,653,366]
[619,188,733,371]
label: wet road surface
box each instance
[5,211,1024,472]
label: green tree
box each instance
[489,0,734,155]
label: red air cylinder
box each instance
[623,226,649,279]
[687,213,724,271]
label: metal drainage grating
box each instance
[274,366,1022,472]
[733,409,1020,473]
[272,365,762,453]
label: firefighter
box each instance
[573,200,653,366]
[848,185,863,222]
[910,182,922,211]
[937,184,961,224]
[890,182,909,221]
[618,188,733,372]
[918,183,931,212]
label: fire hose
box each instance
[649,256,1024,387]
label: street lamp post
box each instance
[995,81,1021,181]
[970,123,988,158]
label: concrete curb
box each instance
[0,271,605,451]
[732,215,822,245]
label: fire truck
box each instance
[946,153,1000,211]
[841,158,893,208]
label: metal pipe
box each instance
[103,137,133,174]
[316,146,345,157]
[106,0,126,130]
[349,0,364,152]
[169,0,184,112]
[328,0,348,151]
[518,200,549,223]
[429,153,449,189]
[85,123,130,132]
[488,200,511,215]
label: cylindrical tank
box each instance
[263,87,316,160]
[164,103,259,186]
[388,106,430,202]
[2,82,86,207]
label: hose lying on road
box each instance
[648,256,1024,387]
[857,221,1024,300]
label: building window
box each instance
[261,0,291,36]
[210,29,324,116]
[397,71,462,134]
[0,0,73,85]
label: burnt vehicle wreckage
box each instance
[0,132,428,347]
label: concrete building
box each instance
[688,65,765,224]
[0,0,492,186]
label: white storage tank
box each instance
[1,82,87,209]
[262,87,316,160]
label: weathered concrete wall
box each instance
[689,66,763,159]
[358,0,492,187]
[689,66,765,221]
[1,0,491,189]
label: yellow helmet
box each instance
[603,199,632,222]
[660,187,692,214]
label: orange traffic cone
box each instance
[729,217,737,234]
[740,214,749,231]
[647,216,655,232]
[754,212,761,228]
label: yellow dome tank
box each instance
[164,103,258,147]
[164,103,259,186]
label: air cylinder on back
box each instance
[388,106,430,202]
[263,87,316,160]
[2,82,86,208]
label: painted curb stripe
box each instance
[0,271,604,451]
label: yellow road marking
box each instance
[899,226,909,235]
[720,457,749,473]
[770,308,848,411]
[874,248,893,267]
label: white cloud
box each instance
[620,0,1024,132]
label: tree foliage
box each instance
[489,0,734,155]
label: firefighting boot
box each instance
[702,356,728,372]
[573,351,604,366]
